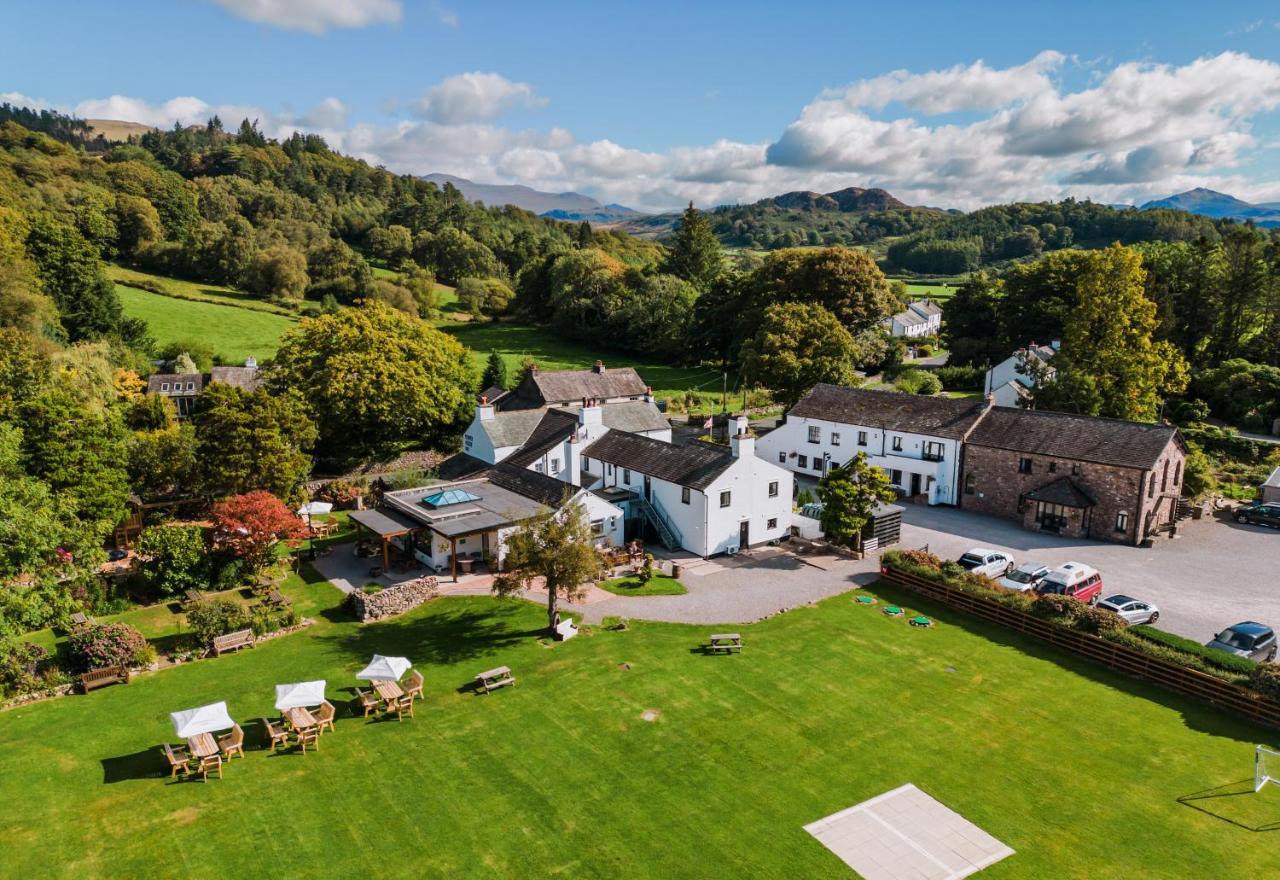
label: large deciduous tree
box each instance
[192,383,316,499]
[740,302,864,408]
[816,452,896,553]
[268,301,473,461]
[136,525,207,596]
[661,202,723,292]
[24,217,121,341]
[491,497,603,634]
[210,491,307,574]
[747,246,896,335]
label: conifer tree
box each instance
[662,202,723,291]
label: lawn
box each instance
[117,284,296,363]
[2,578,1277,878]
[106,265,299,317]
[597,574,688,596]
[902,281,959,302]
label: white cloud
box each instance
[210,0,401,34]
[411,72,546,124]
[431,1,458,27]
[300,97,349,129]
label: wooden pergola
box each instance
[348,508,426,573]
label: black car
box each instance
[1235,502,1280,528]
[1206,622,1277,663]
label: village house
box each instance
[146,358,261,417]
[983,342,1057,408]
[755,384,987,505]
[959,406,1187,545]
[885,299,943,338]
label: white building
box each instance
[983,342,1057,408]
[754,384,991,506]
[885,299,943,338]
[580,415,793,556]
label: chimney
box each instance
[477,395,495,421]
[983,392,995,410]
[643,385,653,403]
[592,359,605,374]
[579,396,602,427]
[729,415,754,459]
[244,356,257,369]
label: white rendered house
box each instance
[755,384,992,506]
[983,342,1057,408]
[885,300,943,338]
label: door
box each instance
[909,473,922,497]
[738,520,750,550]
[644,475,652,502]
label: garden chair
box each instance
[263,718,289,752]
[355,688,380,718]
[313,700,336,734]
[163,743,191,780]
[296,727,320,755]
[390,695,414,722]
[218,723,245,760]
[197,753,223,782]
[404,670,424,702]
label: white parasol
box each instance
[170,701,235,738]
[274,680,327,710]
[355,654,412,682]
[296,501,333,525]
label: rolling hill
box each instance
[423,173,644,224]
[1140,187,1280,226]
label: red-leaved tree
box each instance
[210,491,308,573]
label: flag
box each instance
[702,417,713,430]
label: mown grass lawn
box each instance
[597,574,687,596]
[2,578,1277,879]
[117,284,296,363]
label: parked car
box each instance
[1234,502,1280,528]
[1098,594,1160,625]
[1035,561,1104,605]
[958,548,1015,578]
[107,549,128,562]
[998,562,1050,592]
[1206,622,1277,662]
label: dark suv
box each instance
[1206,622,1277,662]
[1235,502,1280,528]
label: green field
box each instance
[2,576,1277,879]
[117,284,296,363]
[107,265,300,317]
[903,281,959,302]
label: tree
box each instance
[172,351,198,374]
[367,225,413,267]
[608,273,697,360]
[428,227,501,285]
[136,525,207,595]
[1180,440,1216,498]
[480,350,508,391]
[210,491,307,574]
[456,277,514,317]
[740,302,864,407]
[816,452,896,553]
[491,497,603,633]
[941,272,1005,367]
[1214,226,1269,362]
[192,383,316,498]
[662,202,723,291]
[0,211,60,339]
[747,247,896,335]
[267,301,473,461]
[242,244,309,300]
[112,194,163,256]
[1039,245,1189,421]
[24,218,121,341]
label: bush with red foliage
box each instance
[210,491,308,573]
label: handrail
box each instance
[646,493,682,544]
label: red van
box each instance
[1035,562,1103,605]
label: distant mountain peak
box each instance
[765,186,910,213]
[422,173,643,224]
[1140,188,1280,225]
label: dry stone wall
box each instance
[351,576,440,622]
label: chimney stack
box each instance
[579,396,602,427]
[592,359,605,374]
[477,395,495,421]
[244,356,257,369]
[729,415,754,459]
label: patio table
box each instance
[372,680,404,703]
[458,557,474,575]
[187,733,218,758]
[283,706,317,730]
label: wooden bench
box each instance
[211,628,255,657]
[707,633,742,654]
[475,665,516,694]
[264,590,290,608]
[81,665,129,693]
[69,612,94,629]
[183,589,209,607]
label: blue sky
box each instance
[3,1,1280,211]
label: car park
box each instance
[1234,502,1280,528]
[1035,561,1104,605]
[1206,622,1277,662]
[998,562,1050,592]
[958,548,1015,578]
[1097,594,1159,625]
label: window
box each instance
[923,441,944,461]
[891,436,903,452]
[534,462,545,474]
[1174,461,1182,486]
[719,491,731,508]
[186,382,195,391]
[768,481,778,498]
[591,519,605,536]
[1071,463,1082,476]
[681,486,690,505]
[582,455,591,470]
[623,468,631,485]
[464,434,473,450]
[890,469,902,486]
[1161,460,1169,492]
[550,457,560,472]
[767,517,777,530]
[807,426,821,444]
[857,430,867,446]
[831,432,840,446]
[813,458,824,472]
[797,454,808,469]
[607,463,614,476]
[778,452,786,464]
[1147,475,1154,498]
[1018,457,1033,474]
[1047,462,1057,473]
[1115,510,1129,532]
[964,472,976,495]
[161,383,170,392]
[1035,501,1069,530]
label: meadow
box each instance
[116,284,296,363]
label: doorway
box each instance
[910,473,922,497]
[738,520,750,550]
[643,475,652,502]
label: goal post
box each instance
[1256,746,1279,793]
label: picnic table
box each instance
[283,706,317,730]
[707,633,742,654]
[184,589,208,606]
[265,589,290,608]
[372,680,404,703]
[187,733,219,758]
[475,666,516,694]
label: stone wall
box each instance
[350,576,440,622]
[959,439,1185,545]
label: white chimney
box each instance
[477,395,495,421]
[244,356,257,369]
[579,397,602,427]
[592,359,605,374]
[729,416,754,459]
[1050,339,1061,351]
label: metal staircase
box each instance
[633,497,682,551]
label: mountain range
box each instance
[1140,187,1280,226]
[422,173,643,224]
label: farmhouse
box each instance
[885,299,943,338]
[983,342,1057,408]
[959,406,1186,545]
[487,360,652,410]
[755,384,987,505]
[146,358,261,417]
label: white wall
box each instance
[702,454,793,555]
[755,415,961,505]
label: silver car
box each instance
[1097,594,1160,625]
[998,562,1049,592]
[957,548,1015,578]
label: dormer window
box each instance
[161,383,170,391]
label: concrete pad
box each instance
[805,784,1013,880]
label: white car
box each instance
[1097,594,1160,625]
[998,562,1050,592]
[958,548,1015,578]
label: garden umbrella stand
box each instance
[274,680,327,710]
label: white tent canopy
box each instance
[274,680,327,710]
[171,701,235,738]
[297,501,333,523]
[356,654,412,682]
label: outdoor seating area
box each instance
[707,633,743,654]
[475,665,516,694]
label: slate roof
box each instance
[891,309,929,327]
[487,463,574,507]
[582,431,735,491]
[147,373,204,395]
[434,452,492,481]
[1023,477,1097,508]
[147,366,260,395]
[1264,466,1280,490]
[502,410,578,469]
[787,384,989,440]
[908,299,944,318]
[382,469,557,537]
[476,408,551,449]
[209,365,261,391]
[519,365,648,406]
[967,406,1178,470]
[348,506,424,537]
[553,400,669,435]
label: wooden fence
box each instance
[880,563,1280,731]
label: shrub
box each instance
[637,554,655,585]
[210,556,250,590]
[137,524,207,596]
[935,365,985,391]
[314,478,365,508]
[0,640,53,697]
[1248,664,1280,702]
[894,369,943,395]
[1128,625,1258,675]
[186,599,251,647]
[68,622,150,671]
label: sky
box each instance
[4,0,1280,213]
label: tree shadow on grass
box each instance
[857,577,1273,747]
[1178,779,1280,832]
[102,747,164,784]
